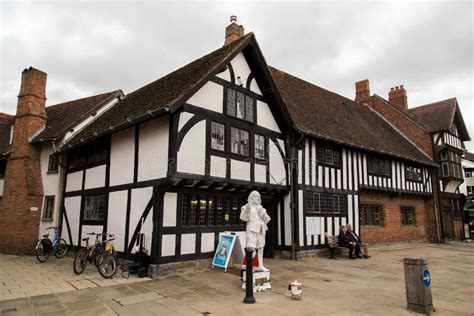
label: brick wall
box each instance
[359,192,434,244]
[0,67,47,255]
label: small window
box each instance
[440,151,448,161]
[48,155,59,173]
[211,122,225,151]
[316,144,341,166]
[0,160,6,178]
[83,195,105,221]
[441,162,450,177]
[368,156,390,176]
[42,196,55,221]
[231,127,249,156]
[401,206,416,225]
[466,171,472,178]
[305,191,346,214]
[360,204,384,226]
[405,166,422,182]
[226,88,254,122]
[255,134,265,159]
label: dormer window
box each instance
[226,88,254,123]
[405,165,422,182]
[316,144,341,167]
[368,156,390,176]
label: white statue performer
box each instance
[240,191,271,272]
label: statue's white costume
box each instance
[240,191,271,272]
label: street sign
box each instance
[422,268,431,287]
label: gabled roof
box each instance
[31,90,122,143]
[269,66,436,166]
[61,33,254,150]
[464,151,474,162]
[408,98,470,141]
[0,113,14,156]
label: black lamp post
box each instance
[243,247,255,304]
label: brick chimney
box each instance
[0,67,47,254]
[388,85,408,111]
[355,79,371,104]
[224,15,244,45]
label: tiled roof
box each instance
[61,34,253,150]
[269,66,435,166]
[32,90,122,142]
[408,98,457,133]
[464,151,474,162]
[0,113,14,156]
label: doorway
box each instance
[262,200,277,258]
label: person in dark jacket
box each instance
[338,225,359,259]
[346,224,370,258]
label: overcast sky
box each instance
[1,0,473,150]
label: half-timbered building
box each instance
[1,19,461,273]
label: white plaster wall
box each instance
[178,112,194,132]
[269,140,286,185]
[163,192,177,227]
[216,67,231,82]
[257,101,281,133]
[210,156,227,178]
[249,78,263,95]
[138,117,169,181]
[298,190,304,246]
[107,190,128,252]
[201,232,215,253]
[0,179,4,197]
[81,225,104,246]
[161,234,176,257]
[140,210,153,254]
[177,120,206,175]
[187,82,223,113]
[129,187,153,249]
[110,127,135,186]
[230,53,252,90]
[38,143,64,239]
[230,159,250,181]
[254,163,266,183]
[181,233,196,255]
[84,165,106,189]
[63,196,81,246]
[66,170,83,192]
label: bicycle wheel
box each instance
[54,238,68,258]
[94,248,106,268]
[36,239,51,263]
[98,254,117,279]
[73,248,88,275]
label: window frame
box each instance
[254,134,266,160]
[42,196,55,221]
[405,165,423,182]
[82,194,106,222]
[68,137,109,171]
[210,121,225,151]
[230,127,250,157]
[360,204,384,226]
[304,190,346,215]
[400,206,416,225]
[316,144,342,167]
[47,154,59,173]
[225,88,255,123]
[367,155,391,177]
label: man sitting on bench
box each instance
[347,224,370,259]
[338,225,360,259]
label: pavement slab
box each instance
[0,243,473,315]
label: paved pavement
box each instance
[0,253,150,301]
[0,243,473,315]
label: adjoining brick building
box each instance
[0,19,469,265]
[355,80,470,241]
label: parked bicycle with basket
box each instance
[35,226,68,263]
[73,232,117,279]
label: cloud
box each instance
[1,1,472,149]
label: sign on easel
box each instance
[212,232,244,272]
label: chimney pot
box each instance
[224,15,244,45]
[388,84,408,111]
[355,79,371,104]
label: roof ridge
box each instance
[46,90,122,109]
[372,94,429,132]
[410,97,457,110]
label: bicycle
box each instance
[73,233,117,278]
[35,226,68,263]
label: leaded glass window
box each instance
[211,122,225,151]
[231,127,249,156]
[255,134,265,159]
[226,88,254,122]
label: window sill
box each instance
[41,219,53,222]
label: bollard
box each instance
[243,247,255,304]
[403,258,433,314]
